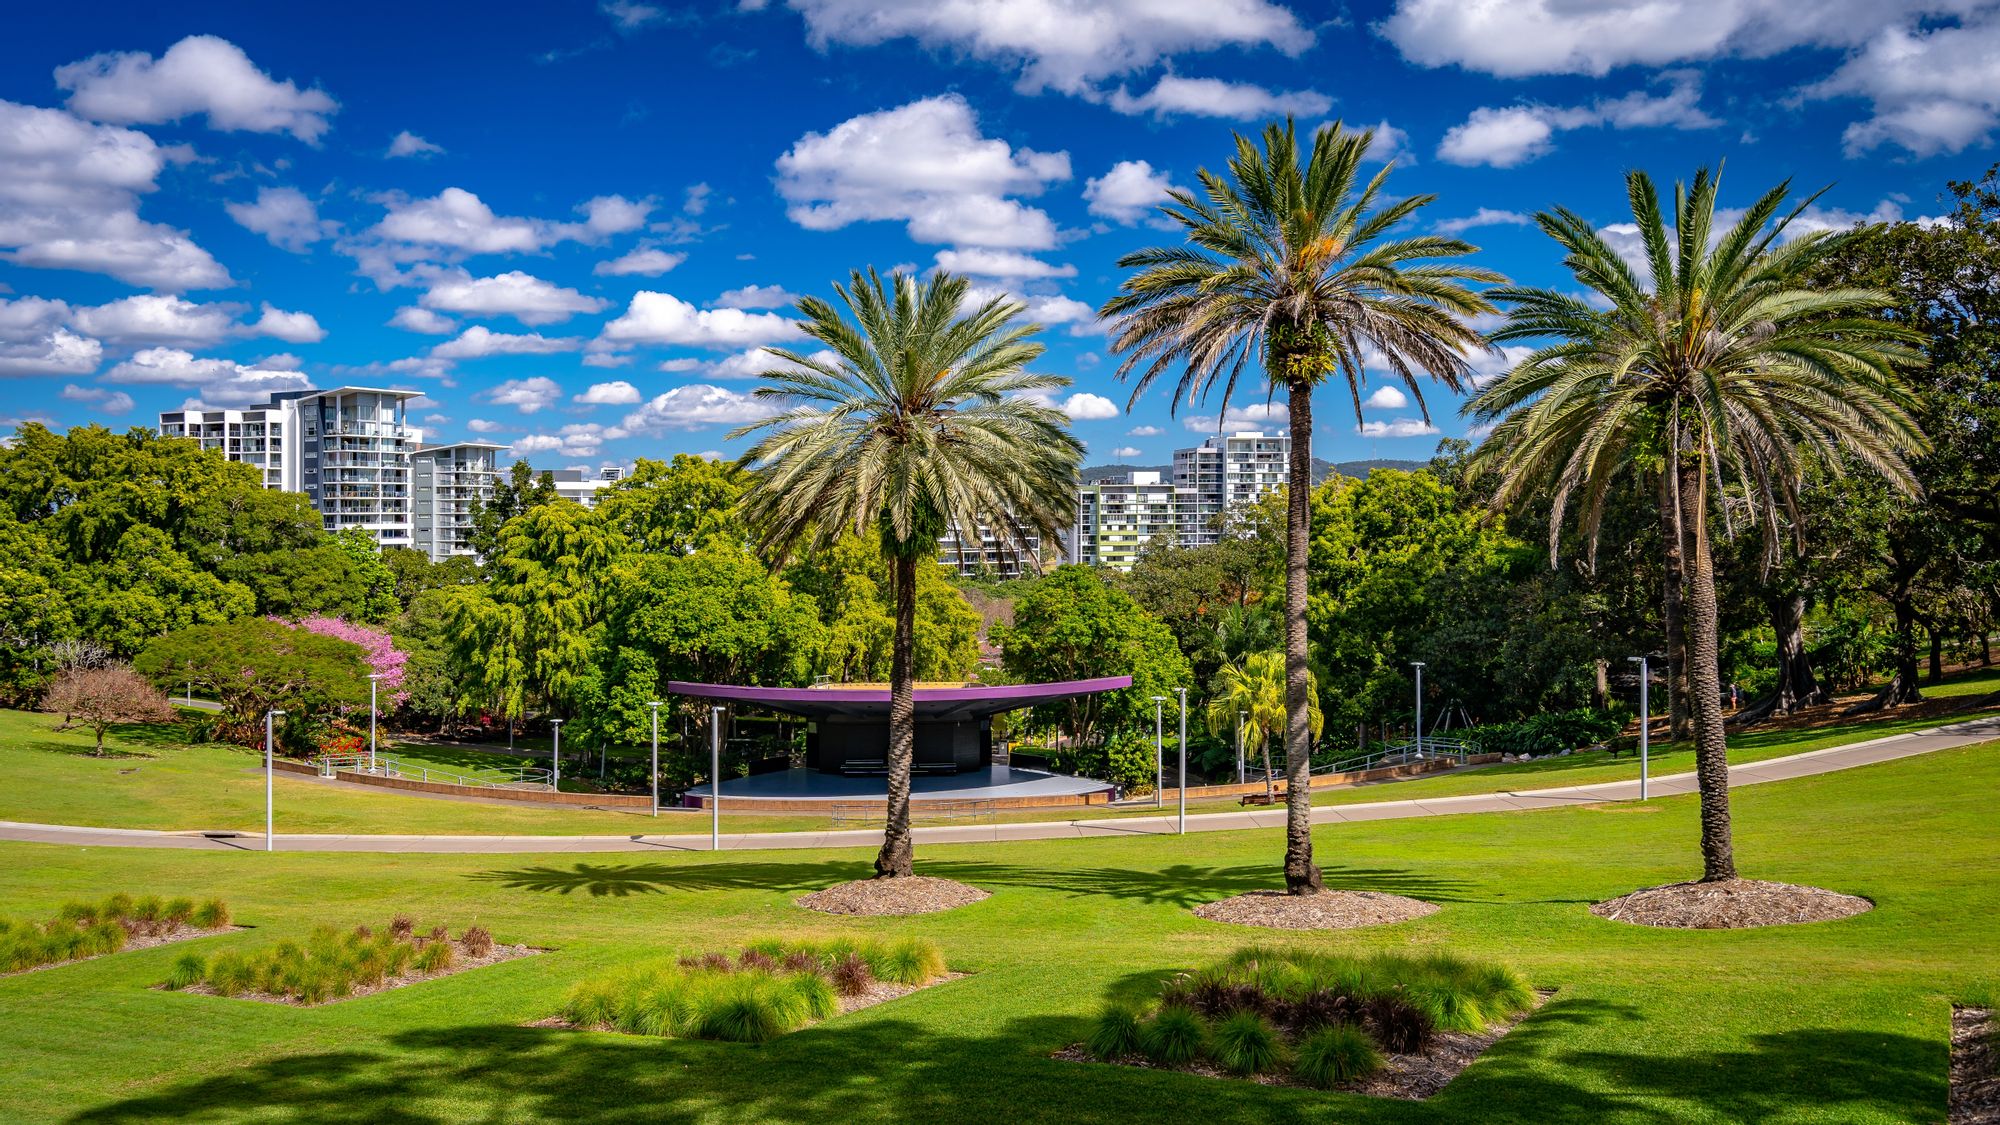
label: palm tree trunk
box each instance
[1677,452,1736,882]
[1657,470,1689,740]
[874,552,917,878]
[1282,381,1323,895]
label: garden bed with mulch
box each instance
[161,917,539,1006]
[1589,878,1872,929]
[1056,946,1543,1097]
[797,876,990,916]
[1193,890,1439,931]
[540,937,955,1042]
[1954,1006,1999,1125]
[1058,989,1550,1099]
[2,894,238,977]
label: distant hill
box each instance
[1081,458,1423,485]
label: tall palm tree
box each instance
[1102,120,1499,894]
[1466,167,1926,882]
[732,269,1082,878]
[1206,651,1322,803]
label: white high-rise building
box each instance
[411,441,504,561]
[1070,431,1292,570]
[162,387,428,548]
[937,520,1047,578]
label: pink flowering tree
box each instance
[290,616,409,705]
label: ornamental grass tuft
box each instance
[1140,1006,1207,1066]
[1087,1006,1142,1060]
[1292,1024,1384,1087]
[1211,1010,1284,1075]
[163,915,496,1003]
[0,893,231,975]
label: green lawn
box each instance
[0,738,1992,1122]
[1,664,1993,838]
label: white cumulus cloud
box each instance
[431,326,583,360]
[712,284,798,309]
[1357,418,1441,438]
[575,380,642,405]
[103,347,312,407]
[226,186,338,251]
[934,248,1076,279]
[1084,159,1178,224]
[387,130,443,157]
[1435,208,1533,235]
[483,376,564,414]
[620,384,781,432]
[420,269,609,325]
[598,290,801,350]
[1437,72,1719,167]
[594,246,687,276]
[1061,392,1119,420]
[389,307,457,334]
[1363,385,1410,410]
[56,35,337,142]
[0,297,101,377]
[1803,15,2000,156]
[776,94,1070,249]
[1108,76,1330,120]
[250,303,326,343]
[60,383,135,413]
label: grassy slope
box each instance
[0,739,1992,1123]
[1,665,1992,837]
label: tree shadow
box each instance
[24,739,155,760]
[920,859,1474,908]
[466,859,875,897]
[464,857,1469,909]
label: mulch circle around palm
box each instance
[1951,1006,2000,1125]
[1193,890,1441,930]
[1589,878,1873,929]
[797,876,991,916]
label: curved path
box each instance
[3,715,1994,855]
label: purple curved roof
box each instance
[665,675,1133,722]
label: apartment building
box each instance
[162,387,425,546]
[1070,431,1291,570]
[411,441,504,561]
[937,520,1047,578]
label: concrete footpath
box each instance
[3,715,1994,856]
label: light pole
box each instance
[264,709,285,853]
[366,673,382,773]
[1410,661,1426,758]
[1150,696,1167,808]
[1628,655,1650,800]
[710,705,724,851]
[1176,687,1188,835]
[1236,709,1246,785]
[550,719,563,790]
[647,701,662,817]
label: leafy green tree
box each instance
[445,500,625,725]
[1206,652,1322,801]
[468,460,560,561]
[597,455,746,554]
[789,533,985,682]
[993,565,1192,748]
[1103,120,1497,894]
[1467,167,1926,882]
[381,547,481,609]
[135,618,369,751]
[733,269,1081,879]
[0,513,74,704]
[332,529,399,623]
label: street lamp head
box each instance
[1627,655,1645,663]
[269,709,286,716]
[647,700,661,709]
[1410,661,1425,668]
[366,673,383,680]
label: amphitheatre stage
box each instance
[668,676,1130,813]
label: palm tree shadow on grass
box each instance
[25,739,156,760]
[63,993,1936,1124]
[465,858,1469,908]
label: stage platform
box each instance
[681,765,1115,813]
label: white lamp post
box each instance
[264,709,286,853]
[1410,661,1426,758]
[710,705,724,851]
[550,719,563,789]
[1628,655,1650,800]
[1150,696,1168,808]
[1176,687,1188,835]
[1237,709,1246,784]
[647,701,662,817]
[366,673,382,773]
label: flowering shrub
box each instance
[286,617,409,705]
[321,733,365,757]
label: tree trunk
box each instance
[1591,659,1609,711]
[1677,451,1736,883]
[1771,593,1826,713]
[94,724,106,756]
[1887,596,1926,705]
[1658,471,1690,741]
[1260,734,1274,802]
[1929,626,1944,683]
[874,552,918,878]
[1282,382,1323,895]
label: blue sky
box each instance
[1,1,1990,471]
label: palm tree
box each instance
[1102,120,1499,894]
[1206,651,1322,802]
[732,269,1083,878]
[1466,167,1926,882]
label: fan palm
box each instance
[1466,167,1926,881]
[1102,120,1499,894]
[1206,652,1323,802]
[732,269,1083,878]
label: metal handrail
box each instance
[315,754,554,791]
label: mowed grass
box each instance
[1,663,1992,838]
[0,739,1993,1123]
